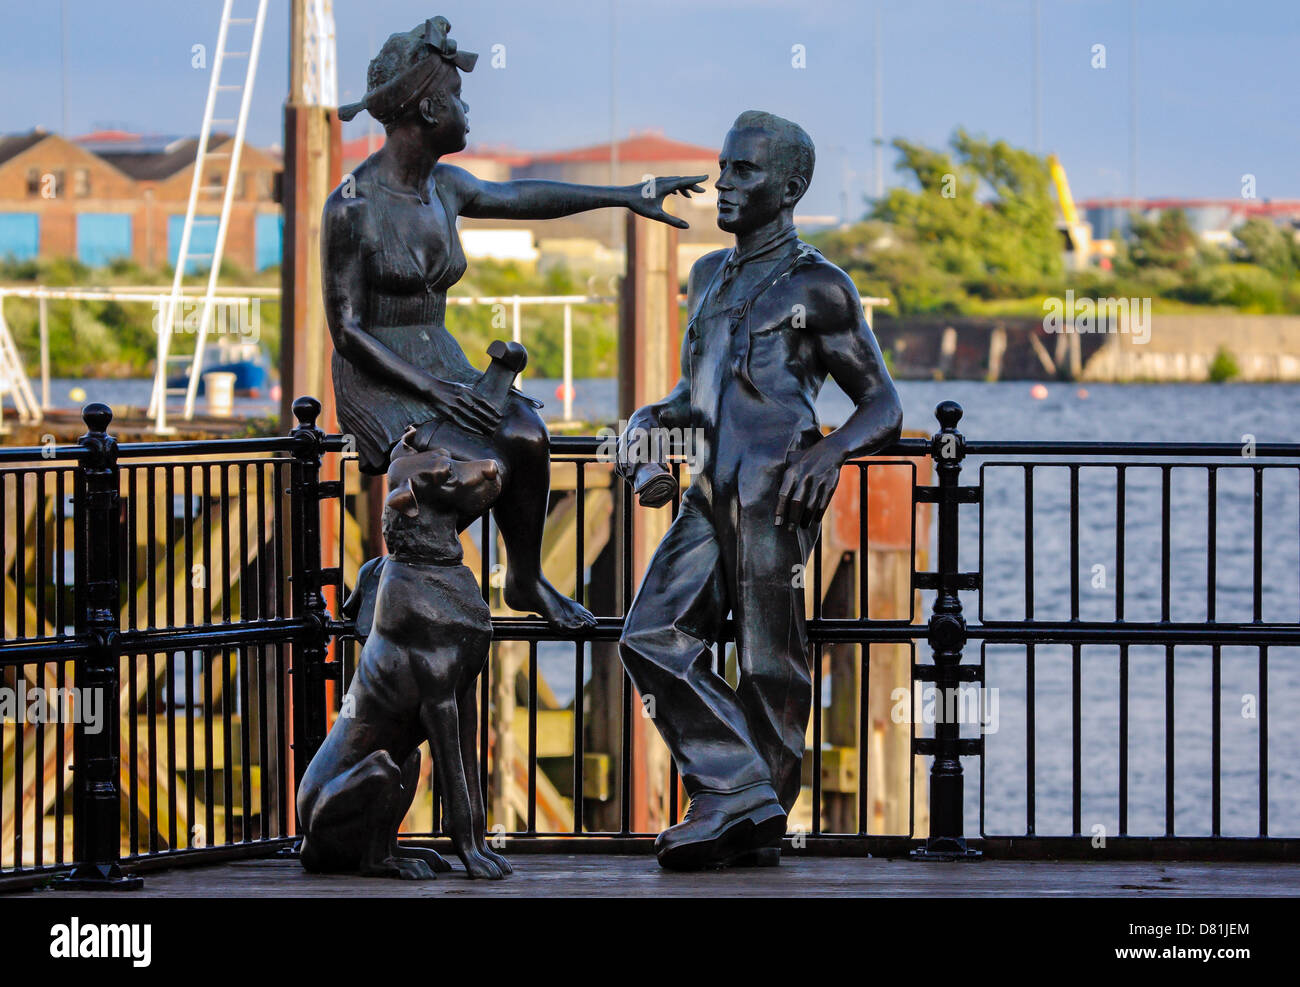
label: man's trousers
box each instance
[618,484,818,813]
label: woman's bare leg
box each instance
[412,397,595,630]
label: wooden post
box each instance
[280,0,342,437]
[616,213,678,833]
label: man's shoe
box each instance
[655,785,786,871]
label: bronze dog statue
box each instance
[297,428,511,879]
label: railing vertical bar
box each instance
[1259,645,1268,837]
[1253,467,1263,623]
[239,644,252,842]
[811,640,823,836]
[34,471,46,636]
[56,470,67,636]
[527,641,537,834]
[256,464,271,840]
[256,642,269,841]
[479,642,489,825]
[859,463,869,620]
[184,464,194,627]
[146,466,156,628]
[239,463,250,620]
[203,644,215,846]
[203,465,213,623]
[1211,643,1221,837]
[1,473,7,639]
[185,641,196,847]
[128,653,139,855]
[1070,449,1082,838]
[222,648,235,844]
[575,464,586,608]
[27,660,37,869]
[15,472,25,639]
[147,650,158,853]
[1164,643,1175,836]
[1072,641,1082,837]
[1161,467,1173,836]
[55,623,66,862]
[1208,468,1219,837]
[1161,467,1171,622]
[619,667,632,835]
[1117,466,1127,835]
[166,642,178,851]
[220,464,231,622]
[1025,465,1035,836]
[125,473,137,631]
[165,465,178,851]
[165,464,175,628]
[858,642,869,837]
[10,673,21,868]
[1069,465,1079,621]
[573,641,585,834]
[274,641,288,839]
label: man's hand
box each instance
[633,462,677,508]
[775,443,844,528]
[627,175,707,230]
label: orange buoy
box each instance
[1030,384,1048,400]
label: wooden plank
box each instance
[12,855,1300,898]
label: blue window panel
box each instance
[255,212,283,270]
[0,213,39,261]
[168,214,219,273]
[76,213,132,267]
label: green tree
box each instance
[811,130,1062,313]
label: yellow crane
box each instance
[1047,154,1095,269]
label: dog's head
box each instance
[384,426,502,520]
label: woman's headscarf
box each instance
[338,16,477,124]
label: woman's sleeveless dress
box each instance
[332,176,481,475]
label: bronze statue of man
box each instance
[617,111,903,870]
[324,16,703,630]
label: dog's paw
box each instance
[459,849,505,880]
[399,845,453,874]
[480,846,513,875]
[361,856,437,880]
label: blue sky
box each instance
[1,0,1296,218]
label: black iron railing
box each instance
[1,396,1297,890]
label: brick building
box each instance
[0,128,283,273]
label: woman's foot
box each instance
[504,573,596,630]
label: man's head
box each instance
[716,111,815,235]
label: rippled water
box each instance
[896,382,1300,839]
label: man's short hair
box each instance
[731,110,815,199]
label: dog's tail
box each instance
[342,555,387,642]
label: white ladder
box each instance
[149,0,269,432]
[0,294,42,431]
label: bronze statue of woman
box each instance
[325,17,703,629]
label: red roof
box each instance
[340,135,532,167]
[339,131,717,171]
[528,132,717,165]
[74,129,142,144]
[1080,197,1300,216]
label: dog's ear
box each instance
[385,479,420,518]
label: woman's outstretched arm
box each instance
[437,163,705,229]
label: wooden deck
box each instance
[13,854,1300,897]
